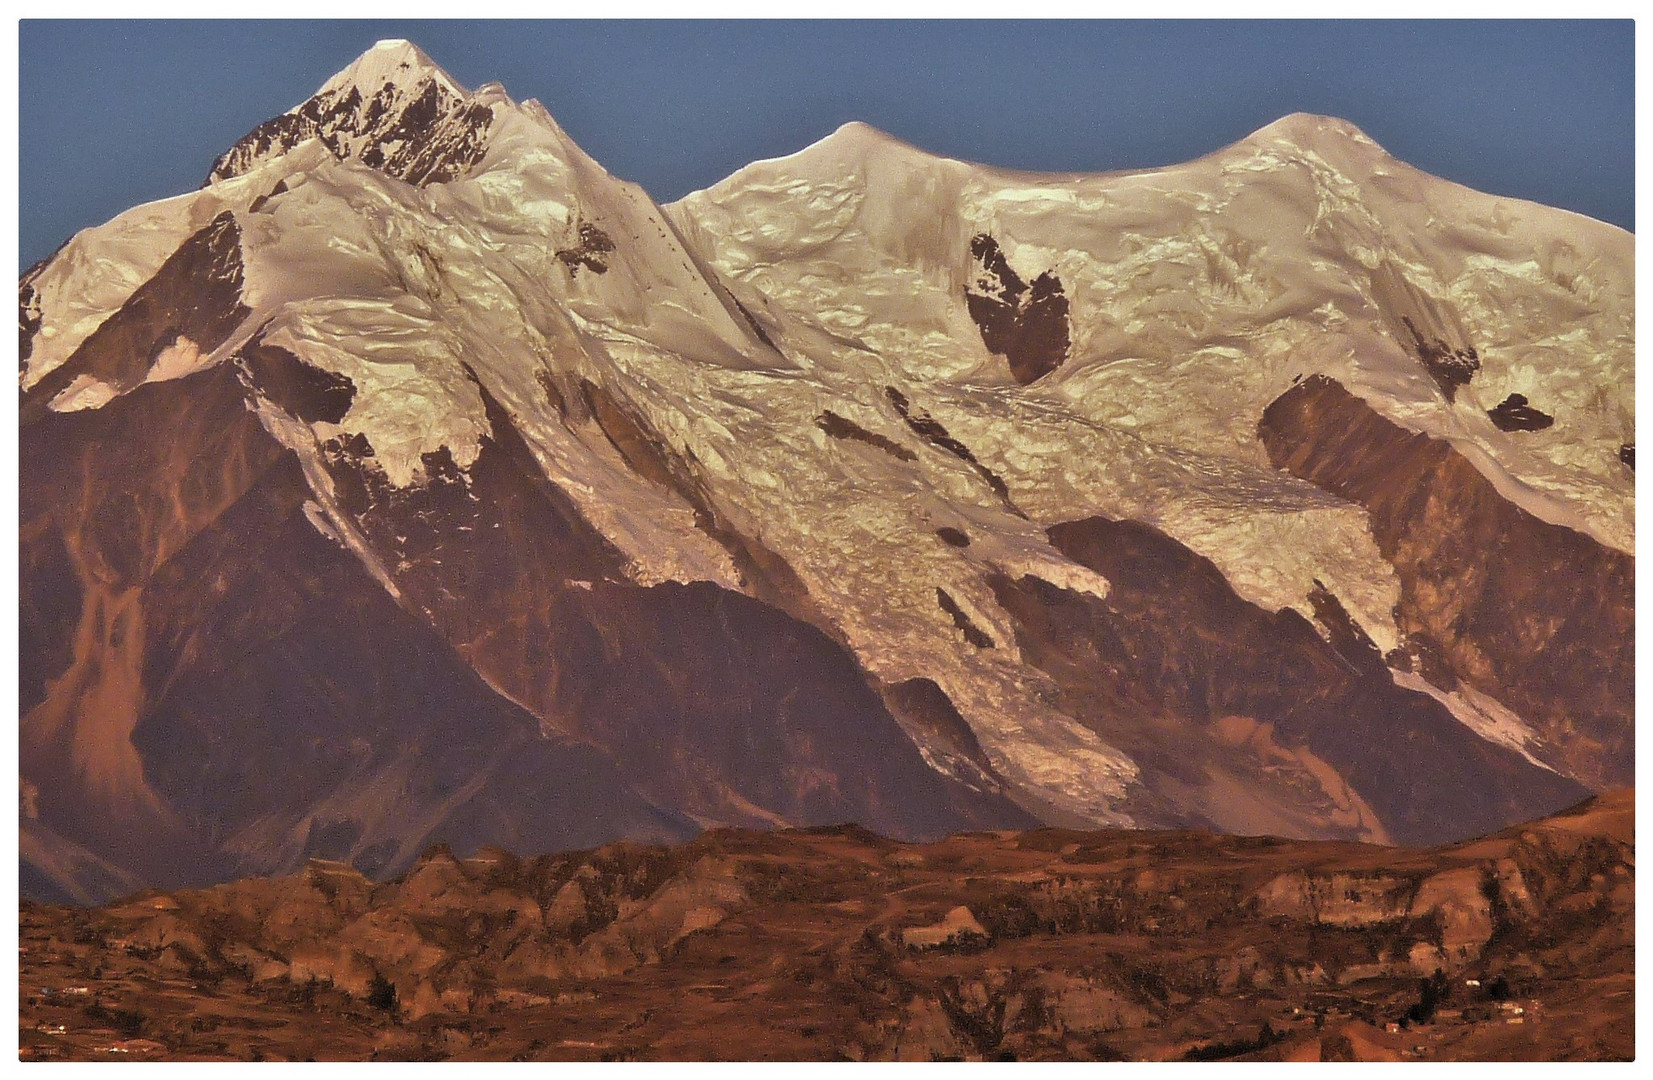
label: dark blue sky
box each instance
[19,20,1634,271]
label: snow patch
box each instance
[1391,670,1555,773]
[995,554,1110,602]
[49,374,119,412]
[144,336,213,384]
[301,499,343,545]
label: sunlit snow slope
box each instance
[19,41,1630,901]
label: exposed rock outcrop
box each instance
[1400,315,1479,401]
[20,212,247,423]
[1487,393,1554,432]
[206,42,493,186]
[964,234,1070,384]
[554,222,616,277]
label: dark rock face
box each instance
[817,410,917,462]
[206,76,493,187]
[1305,579,1387,676]
[727,290,781,352]
[1486,393,1554,432]
[1400,315,1479,400]
[935,526,971,548]
[879,677,1002,782]
[21,212,248,423]
[579,376,691,495]
[936,588,994,649]
[240,339,356,423]
[988,516,1586,846]
[19,278,42,370]
[885,386,1016,507]
[1258,375,1633,790]
[1619,443,1634,470]
[247,178,289,213]
[964,234,1070,384]
[320,373,625,634]
[555,222,616,277]
[17,241,68,372]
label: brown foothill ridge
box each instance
[17,790,1633,1061]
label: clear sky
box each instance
[18,19,1635,271]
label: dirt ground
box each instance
[18,791,1632,1061]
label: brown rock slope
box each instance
[19,360,691,900]
[988,515,1588,846]
[19,791,1632,1062]
[18,212,247,426]
[18,227,1022,903]
[1259,375,1634,791]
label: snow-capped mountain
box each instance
[19,41,1631,903]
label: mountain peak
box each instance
[23,39,1635,919]
[815,120,938,159]
[205,39,491,187]
[828,119,896,143]
[1240,112,1387,156]
[317,38,466,100]
[742,120,943,178]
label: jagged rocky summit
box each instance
[19,40,1633,903]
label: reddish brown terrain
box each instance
[18,791,1632,1062]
